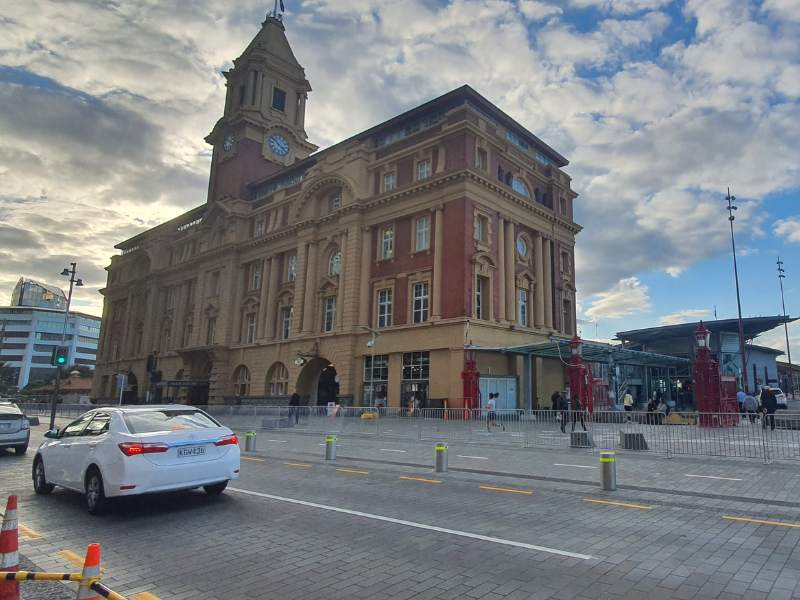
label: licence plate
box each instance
[0,423,11,431]
[177,446,205,457]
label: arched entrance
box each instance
[296,358,339,406]
[122,372,138,404]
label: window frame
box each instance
[280,305,293,340]
[376,287,393,328]
[286,253,297,282]
[382,171,397,193]
[518,288,529,327]
[322,296,336,333]
[476,147,488,171]
[272,87,287,112]
[412,281,430,324]
[414,215,430,252]
[328,251,342,277]
[416,159,431,180]
[244,312,257,344]
[380,225,395,260]
[475,275,489,320]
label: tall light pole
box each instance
[778,257,794,397]
[726,188,749,393]
[48,263,83,430]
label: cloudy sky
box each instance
[0,0,798,356]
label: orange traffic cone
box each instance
[75,544,101,600]
[0,495,19,600]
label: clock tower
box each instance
[205,14,318,203]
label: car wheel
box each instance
[85,468,107,515]
[15,444,28,455]
[203,481,228,496]
[33,457,55,495]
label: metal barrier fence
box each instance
[18,402,800,462]
[199,405,800,462]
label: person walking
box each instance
[760,385,778,431]
[558,393,569,433]
[486,393,505,431]
[571,396,587,432]
[289,391,301,425]
[737,389,747,413]
[743,393,758,423]
[623,390,634,412]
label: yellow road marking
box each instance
[336,468,369,475]
[284,462,313,468]
[131,593,161,600]
[583,498,654,510]
[723,515,800,529]
[19,524,42,540]
[399,476,441,484]
[241,456,265,462]
[57,550,84,567]
[479,485,533,495]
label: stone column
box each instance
[122,289,134,357]
[336,232,347,330]
[543,238,553,329]
[190,273,205,346]
[292,241,308,335]
[264,256,280,340]
[534,233,545,329]
[504,220,515,322]
[141,287,160,354]
[257,258,270,339]
[432,208,444,320]
[497,216,506,322]
[358,227,372,327]
[301,241,318,334]
[229,264,245,344]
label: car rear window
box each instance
[0,413,22,421]
[123,410,221,434]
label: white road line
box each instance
[266,439,288,443]
[379,448,407,453]
[229,487,596,560]
[457,455,489,460]
[685,474,742,481]
[555,463,598,469]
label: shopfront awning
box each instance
[471,338,691,368]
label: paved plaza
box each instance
[3,421,800,599]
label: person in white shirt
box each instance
[486,393,505,431]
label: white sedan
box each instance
[32,405,240,514]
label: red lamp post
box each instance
[461,349,480,412]
[692,322,739,426]
[567,335,594,414]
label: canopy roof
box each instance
[616,316,795,345]
[474,338,690,368]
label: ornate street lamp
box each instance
[49,263,84,430]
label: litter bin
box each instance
[244,431,257,452]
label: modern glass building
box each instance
[0,306,101,389]
[11,278,67,310]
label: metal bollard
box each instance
[434,443,448,473]
[244,431,256,452]
[325,435,337,461]
[600,451,616,491]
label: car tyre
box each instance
[203,481,228,496]
[32,457,54,495]
[85,468,107,515]
[15,444,28,455]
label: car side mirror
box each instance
[44,429,60,439]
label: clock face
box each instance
[222,135,236,152]
[268,134,290,157]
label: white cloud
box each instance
[585,277,651,320]
[570,0,673,14]
[659,309,711,325]
[518,0,562,21]
[775,217,800,243]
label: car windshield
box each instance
[123,410,221,434]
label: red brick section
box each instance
[442,198,469,319]
[212,138,282,201]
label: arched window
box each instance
[267,362,289,396]
[328,188,342,212]
[511,177,529,197]
[232,365,250,397]
[328,250,342,276]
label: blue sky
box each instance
[0,0,797,356]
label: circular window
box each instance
[516,236,528,258]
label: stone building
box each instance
[92,15,581,408]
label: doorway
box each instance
[296,357,339,406]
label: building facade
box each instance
[92,16,580,408]
[0,305,101,389]
[11,278,67,310]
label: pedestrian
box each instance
[289,391,301,425]
[559,393,569,433]
[487,393,505,431]
[743,393,758,423]
[646,398,657,425]
[760,385,778,431]
[571,396,587,432]
[550,390,561,410]
[623,390,634,421]
[736,388,746,413]
[655,398,668,425]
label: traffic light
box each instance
[50,346,68,367]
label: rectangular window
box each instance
[322,297,336,333]
[383,171,396,192]
[210,271,221,296]
[475,215,489,243]
[381,226,394,260]
[560,197,568,216]
[254,219,266,237]
[286,254,297,282]
[206,317,216,345]
[476,148,488,171]
[563,300,573,335]
[272,87,286,111]
[363,354,389,407]
[244,313,256,344]
[412,282,429,323]
[329,191,341,211]
[475,276,489,320]
[377,288,393,328]
[186,280,196,307]
[561,251,572,275]
[415,216,430,251]
[280,306,293,339]
[402,351,430,380]
[249,261,263,290]
[518,289,528,327]
[417,159,430,180]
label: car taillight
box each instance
[118,442,169,456]
[214,435,238,447]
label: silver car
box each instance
[0,402,30,455]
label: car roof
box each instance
[0,403,22,415]
[86,404,202,414]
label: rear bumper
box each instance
[0,430,30,448]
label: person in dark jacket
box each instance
[571,396,587,432]
[760,386,778,431]
[289,392,301,425]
